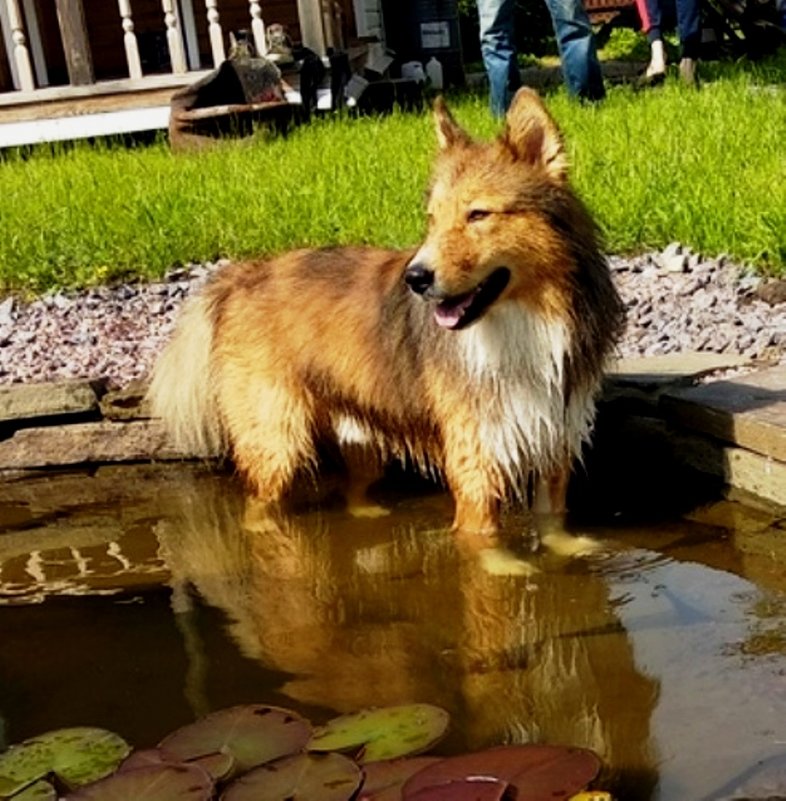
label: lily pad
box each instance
[8,780,57,801]
[118,748,235,781]
[0,728,131,793]
[402,745,601,801]
[309,705,449,763]
[65,763,212,801]
[407,779,509,800]
[359,757,443,801]
[159,705,311,774]
[221,752,362,801]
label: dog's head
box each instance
[406,89,583,330]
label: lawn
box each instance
[0,48,784,295]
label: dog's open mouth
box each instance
[433,268,511,330]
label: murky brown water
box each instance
[1,463,786,801]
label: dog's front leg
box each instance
[533,461,602,557]
[443,442,502,534]
[451,492,501,534]
[532,463,570,517]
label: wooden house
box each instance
[0,0,387,145]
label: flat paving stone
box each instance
[609,352,751,388]
[0,380,105,422]
[662,366,786,463]
[0,420,189,469]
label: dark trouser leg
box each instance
[675,0,701,58]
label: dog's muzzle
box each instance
[404,263,435,296]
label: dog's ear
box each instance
[502,88,568,181]
[433,96,472,150]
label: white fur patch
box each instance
[458,302,596,489]
[332,414,372,446]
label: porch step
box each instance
[0,105,172,148]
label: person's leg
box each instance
[477,0,521,116]
[633,0,666,84]
[675,0,701,84]
[542,0,605,100]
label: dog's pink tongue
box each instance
[434,292,476,329]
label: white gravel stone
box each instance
[0,248,783,388]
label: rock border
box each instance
[1,354,785,511]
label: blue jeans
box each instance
[640,0,701,58]
[478,0,605,115]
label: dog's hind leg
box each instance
[222,377,318,507]
[342,444,390,518]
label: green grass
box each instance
[0,50,784,294]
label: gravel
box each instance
[0,244,783,388]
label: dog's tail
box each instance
[147,292,226,458]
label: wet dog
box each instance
[148,88,624,533]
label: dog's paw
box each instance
[348,502,392,519]
[479,546,540,577]
[540,530,604,558]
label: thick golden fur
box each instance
[148,89,624,533]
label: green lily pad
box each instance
[309,705,449,764]
[0,728,131,793]
[0,775,24,797]
[221,753,362,801]
[65,763,212,801]
[159,705,311,774]
[8,780,57,801]
[402,745,602,801]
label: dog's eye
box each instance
[467,209,490,223]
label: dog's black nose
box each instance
[404,263,435,295]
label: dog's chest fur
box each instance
[456,304,595,482]
[332,301,598,488]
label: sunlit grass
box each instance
[0,49,783,294]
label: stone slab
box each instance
[627,415,786,511]
[0,379,105,423]
[0,420,190,469]
[99,380,151,421]
[662,366,786,463]
[608,352,751,389]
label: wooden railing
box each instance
[0,540,168,604]
[0,0,342,96]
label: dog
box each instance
[148,88,624,534]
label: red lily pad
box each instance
[65,763,212,801]
[309,705,449,763]
[402,745,601,801]
[221,752,362,801]
[159,705,311,774]
[118,748,235,781]
[359,757,444,800]
[407,779,509,800]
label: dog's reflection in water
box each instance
[156,473,657,793]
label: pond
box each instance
[1,462,785,800]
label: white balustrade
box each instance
[248,0,266,55]
[321,0,334,50]
[4,0,34,90]
[205,0,225,66]
[162,0,187,73]
[117,0,142,79]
